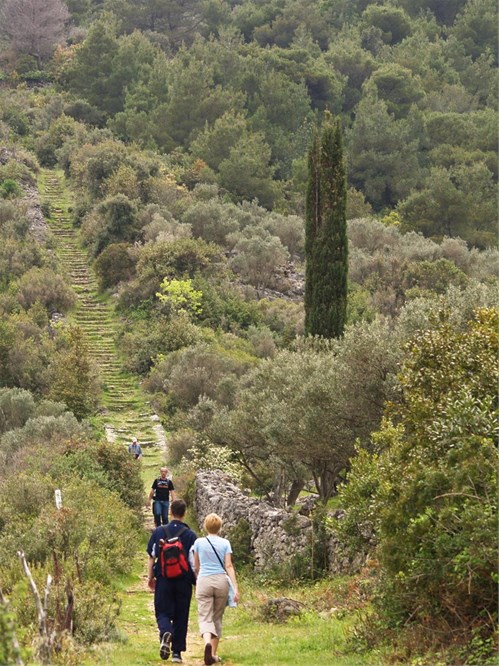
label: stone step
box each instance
[40,168,166,455]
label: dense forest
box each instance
[0,0,497,664]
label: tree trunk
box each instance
[286,479,305,507]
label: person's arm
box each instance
[224,552,239,602]
[169,480,175,501]
[193,550,200,579]
[138,446,142,460]
[147,555,156,591]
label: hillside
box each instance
[0,1,497,665]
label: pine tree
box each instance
[305,113,348,338]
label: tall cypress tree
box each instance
[304,113,348,338]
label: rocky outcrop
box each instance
[194,470,312,570]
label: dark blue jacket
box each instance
[147,520,197,584]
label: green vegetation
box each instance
[305,114,348,338]
[337,308,498,663]
[0,1,497,663]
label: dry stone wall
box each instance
[194,470,312,570]
[194,470,367,574]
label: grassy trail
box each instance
[38,169,163,449]
[38,169,381,666]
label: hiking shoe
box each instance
[172,654,182,663]
[204,643,215,665]
[160,632,172,660]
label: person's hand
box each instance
[148,577,156,591]
[233,590,240,603]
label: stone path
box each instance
[39,168,165,454]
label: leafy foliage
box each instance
[0,388,143,659]
[338,308,498,659]
[305,114,348,338]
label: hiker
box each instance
[192,513,239,666]
[149,467,175,527]
[147,499,197,663]
[128,436,142,460]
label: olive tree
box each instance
[210,318,400,505]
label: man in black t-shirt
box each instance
[149,467,175,527]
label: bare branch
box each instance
[0,0,69,67]
[17,550,45,636]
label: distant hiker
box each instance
[128,436,142,460]
[192,513,239,665]
[147,499,197,663]
[149,467,175,527]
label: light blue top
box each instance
[192,535,232,577]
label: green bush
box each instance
[194,277,262,332]
[72,580,121,644]
[226,518,254,569]
[0,179,22,199]
[145,340,256,411]
[0,599,24,666]
[338,308,498,657]
[0,387,36,434]
[0,414,87,463]
[93,242,135,290]
[15,267,76,312]
[82,194,140,257]
[94,441,144,515]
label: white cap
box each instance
[132,437,137,443]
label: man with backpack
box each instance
[147,499,197,663]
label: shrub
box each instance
[246,325,277,358]
[167,428,198,466]
[0,414,87,462]
[339,308,498,655]
[93,242,135,290]
[194,278,262,332]
[47,326,100,419]
[0,599,24,666]
[120,314,202,375]
[403,258,468,294]
[257,298,305,341]
[0,387,36,434]
[82,194,140,257]
[72,580,121,644]
[181,199,239,245]
[15,267,76,312]
[145,340,256,411]
[0,179,22,199]
[230,228,289,290]
[94,442,144,515]
[225,518,254,569]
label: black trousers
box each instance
[154,575,193,654]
